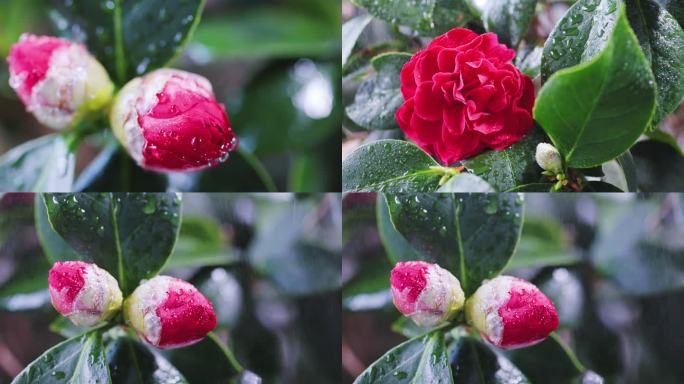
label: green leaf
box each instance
[343,256,392,312]
[534,4,656,168]
[506,183,553,192]
[631,140,684,191]
[507,218,579,270]
[540,0,620,83]
[658,0,684,28]
[351,0,473,36]
[0,135,75,192]
[436,173,494,192]
[626,0,684,126]
[342,140,442,192]
[506,334,586,384]
[354,330,452,384]
[105,333,188,384]
[584,180,623,191]
[12,331,110,384]
[376,194,424,264]
[386,193,524,295]
[391,317,436,338]
[346,53,411,131]
[50,0,205,84]
[463,128,546,192]
[34,194,81,262]
[163,333,243,383]
[164,216,237,270]
[342,14,373,66]
[43,193,182,295]
[475,0,538,47]
[601,151,637,192]
[49,317,94,339]
[515,45,543,78]
[448,335,530,383]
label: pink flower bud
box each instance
[123,275,217,349]
[7,34,114,130]
[390,261,465,327]
[466,275,559,349]
[48,261,123,326]
[110,68,238,172]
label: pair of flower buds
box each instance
[7,34,238,172]
[48,261,217,349]
[391,261,559,349]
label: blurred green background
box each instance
[0,0,341,192]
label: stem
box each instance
[237,147,277,192]
[208,333,244,373]
[550,332,587,373]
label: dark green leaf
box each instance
[386,193,524,295]
[351,0,473,36]
[346,53,411,131]
[658,0,684,28]
[163,333,243,383]
[51,0,204,84]
[506,334,585,384]
[615,151,637,192]
[475,0,538,47]
[507,218,579,270]
[631,139,684,191]
[49,317,93,339]
[0,135,75,192]
[354,330,452,384]
[376,194,424,264]
[534,4,656,168]
[12,331,110,384]
[436,174,494,192]
[448,336,530,383]
[626,0,684,125]
[105,333,187,384]
[584,181,623,192]
[342,140,442,192]
[463,128,546,192]
[43,193,182,295]
[342,14,373,66]
[515,45,543,78]
[34,194,80,262]
[164,216,237,270]
[391,316,435,338]
[541,0,619,83]
[343,256,392,312]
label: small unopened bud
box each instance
[535,143,563,174]
[124,276,217,349]
[466,275,559,349]
[48,261,123,326]
[7,34,114,130]
[390,261,465,327]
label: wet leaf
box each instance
[475,0,538,48]
[105,334,188,384]
[162,333,243,383]
[342,14,373,66]
[0,135,75,192]
[448,336,530,383]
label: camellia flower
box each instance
[466,275,559,349]
[7,34,114,130]
[396,28,535,165]
[390,261,465,327]
[48,261,123,326]
[124,275,217,349]
[110,68,238,172]
[535,142,563,174]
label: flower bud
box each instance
[124,275,217,349]
[466,275,559,349]
[390,261,465,327]
[7,34,114,130]
[110,68,238,172]
[48,261,123,326]
[535,143,563,174]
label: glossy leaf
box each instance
[354,330,452,384]
[376,194,423,264]
[515,45,543,78]
[506,335,585,384]
[43,193,182,295]
[351,0,473,36]
[541,0,620,83]
[0,135,75,192]
[105,334,188,384]
[475,0,538,47]
[507,218,580,270]
[34,194,80,262]
[534,4,656,168]
[386,193,524,295]
[342,140,442,192]
[626,0,684,125]
[163,333,243,383]
[436,173,494,192]
[658,0,684,28]
[462,128,546,192]
[50,0,204,84]
[346,53,411,131]
[448,336,530,383]
[342,14,373,66]
[12,331,110,384]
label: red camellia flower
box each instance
[124,275,217,349]
[111,68,238,172]
[396,28,535,165]
[466,276,559,349]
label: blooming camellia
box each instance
[7,34,114,130]
[48,261,123,326]
[124,275,217,349]
[396,28,535,165]
[110,68,238,172]
[390,261,465,327]
[466,275,559,349]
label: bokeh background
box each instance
[343,193,684,383]
[0,0,340,192]
[0,193,341,383]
